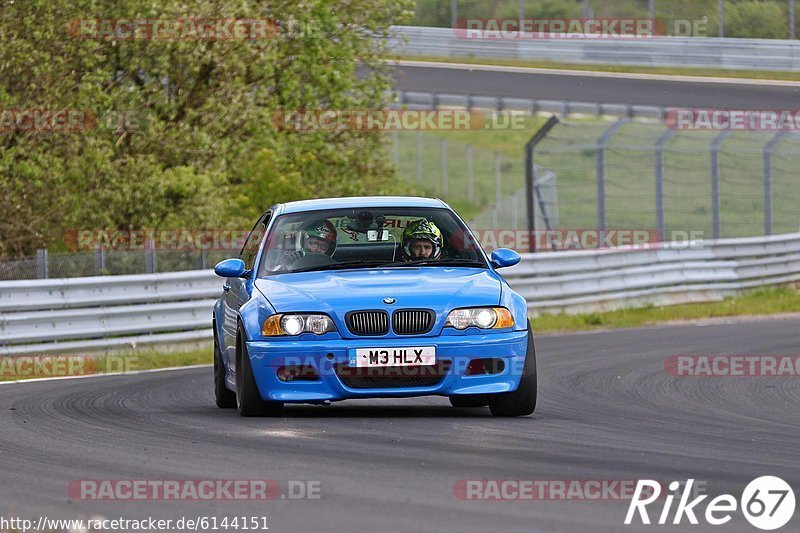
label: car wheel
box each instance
[236,323,284,417]
[449,395,489,408]
[489,323,537,417]
[214,328,236,408]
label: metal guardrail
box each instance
[389,25,800,72]
[0,271,219,355]
[1,233,799,355]
[504,232,800,314]
[395,90,666,120]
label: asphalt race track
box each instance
[2,318,798,532]
[388,62,800,109]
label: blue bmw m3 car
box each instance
[212,196,536,417]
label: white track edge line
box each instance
[0,364,212,386]
[392,59,800,87]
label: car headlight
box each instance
[444,307,514,330]
[262,314,337,336]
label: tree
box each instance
[0,0,413,257]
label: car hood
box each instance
[255,267,502,318]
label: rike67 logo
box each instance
[626,477,795,530]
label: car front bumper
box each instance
[246,329,529,402]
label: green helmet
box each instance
[301,219,337,256]
[402,219,442,260]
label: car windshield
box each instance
[257,207,487,276]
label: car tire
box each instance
[214,327,237,409]
[449,395,490,408]
[236,323,284,417]
[489,323,537,417]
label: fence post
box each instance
[93,247,106,275]
[655,129,676,240]
[466,144,474,202]
[792,0,796,39]
[145,239,157,273]
[596,118,629,233]
[199,249,207,270]
[494,152,502,215]
[415,130,423,185]
[649,0,655,20]
[441,138,448,197]
[525,116,560,252]
[512,191,519,229]
[518,0,525,22]
[718,0,724,37]
[710,130,731,240]
[763,131,787,236]
[35,249,48,279]
[450,0,457,28]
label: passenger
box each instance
[401,219,443,261]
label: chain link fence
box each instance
[389,112,800,243]
[0,248,240,281]
[5,102,800,278]
[391,130,542,231]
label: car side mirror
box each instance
[490,248,521,269]
[214,258,247,278]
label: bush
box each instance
[0,0,414,258]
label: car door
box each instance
[222,212,270,373]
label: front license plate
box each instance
[349,346,436,368]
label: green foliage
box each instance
[414,0,794,39]
[0,0,414,257]
[715,1,790,38]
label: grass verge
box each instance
[532,287,800,333]
[392,54,800,82]
[0,345,212,382]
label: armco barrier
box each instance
[0,270,220,355]
[503,232,800,314]
[389,26,800,72]
[1,233,800,355]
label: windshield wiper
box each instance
[289,258,485,273]
[290,260,406,273]
[404,258,486,267]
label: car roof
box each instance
[278,196,448,214]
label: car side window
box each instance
[240,213,270,271]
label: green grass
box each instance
[0,345,212,382]
[532,287,800,333]
[390,116,800,237]
[393,54,800,82]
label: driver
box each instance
[300,219,337,256]
[401,219,443,261]
[280,219,337,269]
